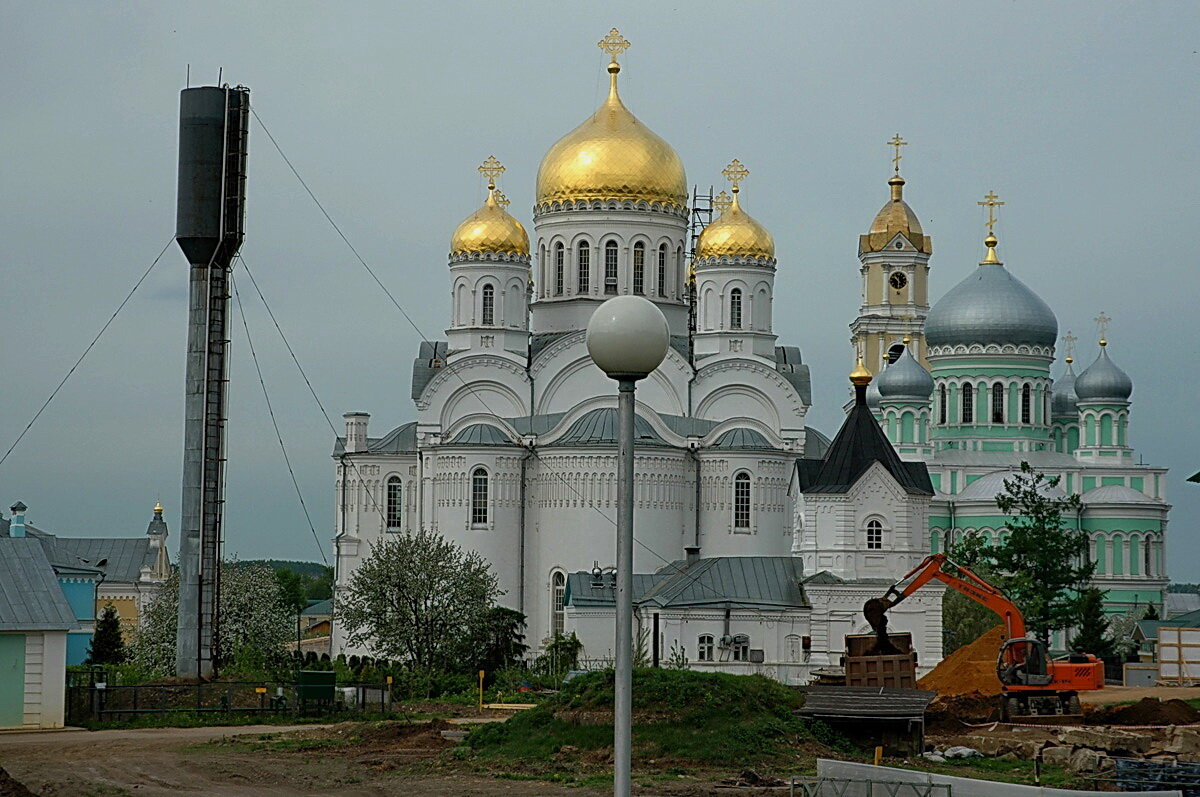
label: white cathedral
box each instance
[330,31,1168,681]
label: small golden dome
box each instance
[861,174,931,254]
[850,356,874,386]
[535,55,686,208]
[450,181,529,257]
[154,502,163,514]
[695,188,774,260]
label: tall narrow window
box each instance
[481,284,495,326]
[866,519,883,550]
[554,243,564,295]
[386,476,402,531]
[604,240,619,294]
[733,472,751,530]
[938,384,947,425]
[577,244,590,293]
[732,634,750,662]
[657,244,667,296]
[470,467,489,526]
[962,384,974,423]
[632,242,645,294]
[551,571,566,637]
[1021,383,1032,424]
[730,288,743,329]
[697,634,714,662]
[992,382,1004,424]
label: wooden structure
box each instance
[843,632,917,689]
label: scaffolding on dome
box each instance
[686,184,716,364]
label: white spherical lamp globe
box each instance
[586,295,670,379]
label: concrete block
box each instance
[1062,727,1153,756]
[1164,726,1200,756]
[1041,746,1072,768]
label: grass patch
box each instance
[77,710,400,731]
[911,756,1086,789]
[465,668,848,772]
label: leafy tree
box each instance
[127,563,294,675]
[87,604,125,665]
[941,535,1006,656]
[1070,587,1115,658]
[305,566,334,601]
[274,568,308,615]
[463,607,529,673]
[536,632,583,678]
[989,462,1091,644]
[1144,603,1160,620]
[336,529,501,669]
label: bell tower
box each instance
[849,135,932,372]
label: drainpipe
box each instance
[688,447,702,549]
[518,446,533,615]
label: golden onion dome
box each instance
[535,59,687,209]
[695,186,774,260]
[860,174,931,254]
[450,179,529,257]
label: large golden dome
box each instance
[535,61,687,209]
[695,188,774,260]
[450,181,529,257]
[860,175,931,254]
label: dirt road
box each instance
[0,724,608,796]
[1081,685,1200,706]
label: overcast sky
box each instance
[2,2,1197,576]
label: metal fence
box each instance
[65,680,394,725]
[789,777,952,796]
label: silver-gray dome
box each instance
[926,263,1057,348]
[865,379,882,410]
[1074,346,1133,402]
[1051,361,1079,418]
[876,346,934,401]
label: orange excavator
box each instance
[864,553,1104,720]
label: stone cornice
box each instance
[928,343,1054,359]
[533,198,689,219]
[694,254,777,269]
[415,354,529,411]
[448,250,531,266]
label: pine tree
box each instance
[1070,587,1114,657]
[1144,603,1160,620]
[88,604,125,665]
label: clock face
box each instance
[889,272,908,290]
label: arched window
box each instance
[962,384,974,423]
[733,472,751,530]
[554,243,564,295]
[386,476,402,531]
[992,382,1005,424]
[481,284,495,326]
[577,243,590,293]
[938,385,947,425]
[604,240,619,294]
[866,519,884,550]
[730,288,743,329]
[1021,383,1032,424]
[632,242,645,294]
[697,634,714,662]
[470,467,489,526]
[550,571,566,637]
[1145,537,1154,576]
[657,243,668,296]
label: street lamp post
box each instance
[586,296,670,797]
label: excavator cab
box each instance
[996,637,1054,687]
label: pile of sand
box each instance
[918,626,1006,697]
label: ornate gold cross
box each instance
[1094,312,1111,343]
[888,133,907,173]
[478,156,505,189]
[978,190,1004,234]
[713,190,733,213]
[494,190,510,208]
[1061,331,1077,361]
[598,28,631,64]
[722,159,749,193]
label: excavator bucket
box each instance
[863,597,900,654]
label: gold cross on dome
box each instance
[1061,331,1077,360]
[713,190,733,213]
[888,133,907,173]
[598,28,631,64]
[494,190,510,208]
[722,159,750,193]
[478,156,505,189]
[978,190,1004,234]
[1094,311,1111,342]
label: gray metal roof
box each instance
[567,556,809,610]
[876,346,934,401]
[1075,346,1133,402]
[955,469,1066,502]
[798,686,936,719]
[52,538,157,584]
[448,423,516,446]
[926,262,1057,348]
[333,421,418,456]
[548,408,668,448]
[303,598,332,616]
[1167,594,1200,618]
[774,346,812,405]
[927,449,1080,468]
[805,428,832,459]
[0,538,79,631]
[1052,360,1079,417]
[410,341,447,401]
[1082,485,1158,504]
[711,427,777,450]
